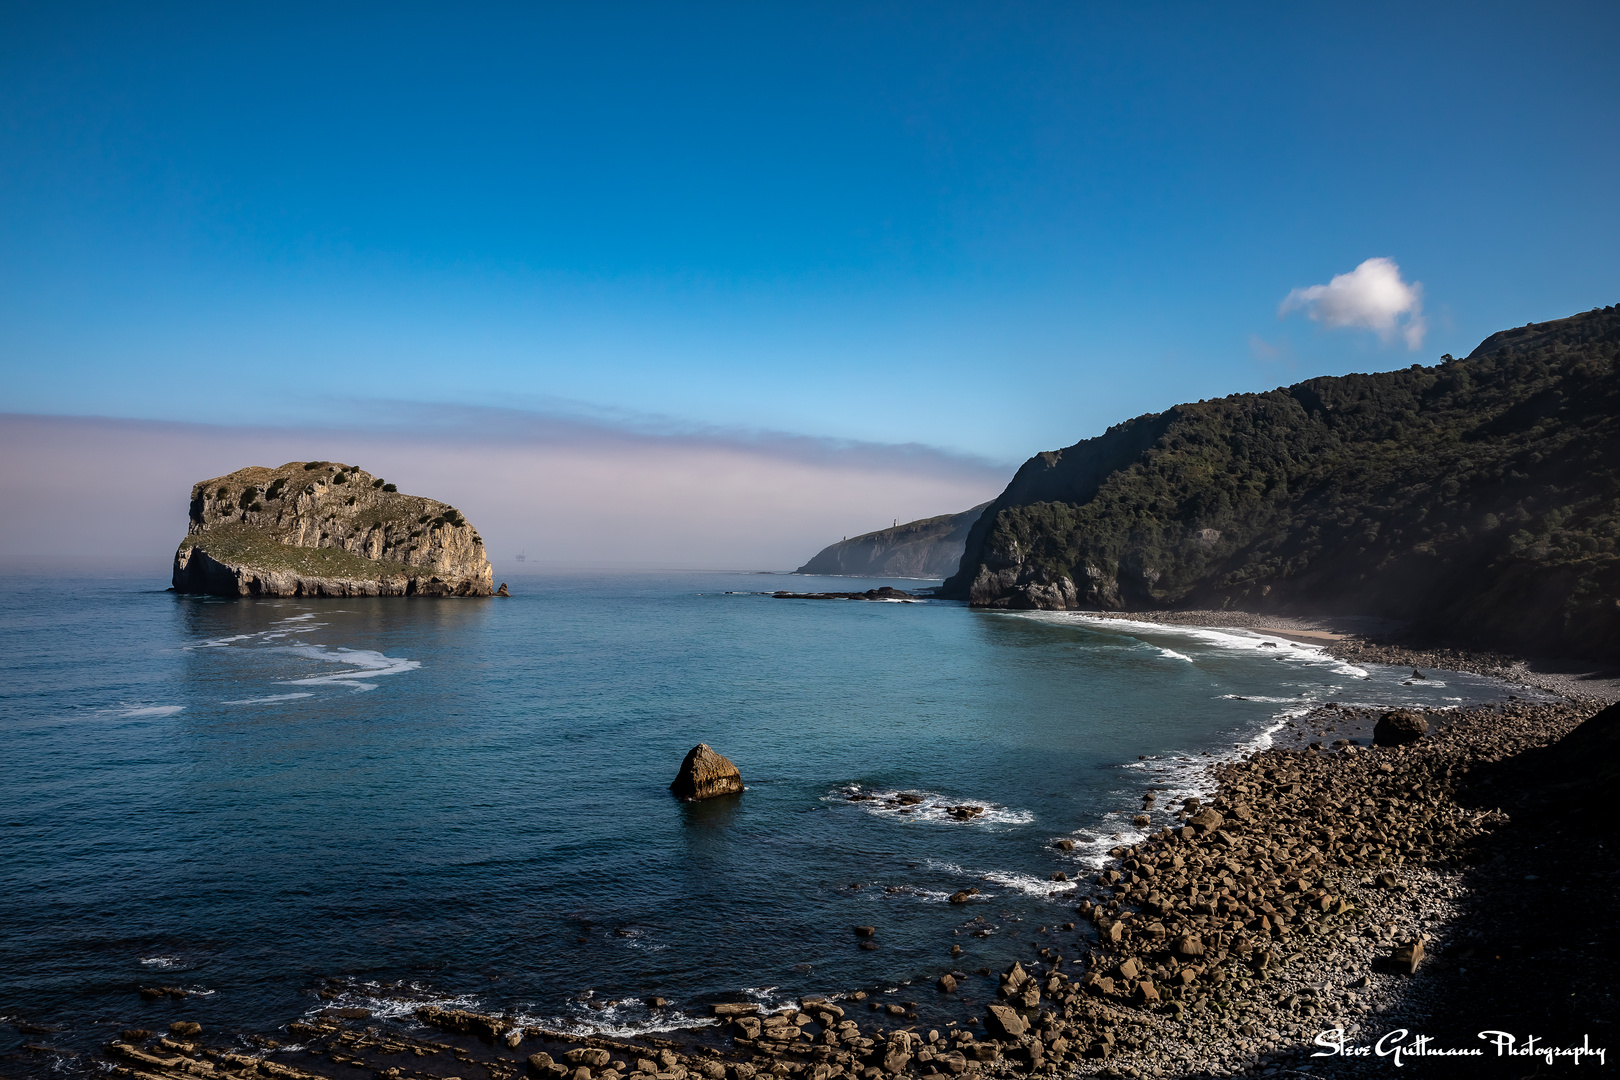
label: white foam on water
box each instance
[122,705,185,717]
[1033,612,1374,679]
[513,999,718,1039]
[278,645,420,692]
[222,693,315,705]
[925,859,1080,900]
[1219,694,1311,704]
[308,982,480,1024]
[140,955,184,968]
[1156,647,1194,662]
[192,634,257,648]
[827,786,1033,827]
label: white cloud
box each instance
[1278,257,1426,349]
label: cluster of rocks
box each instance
[844,791,986,821]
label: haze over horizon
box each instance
[2,2,1615,566]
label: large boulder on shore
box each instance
[1374,709,1429,747]
[669,744,744,801]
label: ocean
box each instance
[0,566,1529,1068]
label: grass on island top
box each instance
[182,524,416,580]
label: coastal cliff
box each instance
[795,504,989,578]
[942,304,1620,657]
[172,461,494,597]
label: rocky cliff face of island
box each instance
[795,503,990,578]
[172,461,494,597]
[942,304,1620,658]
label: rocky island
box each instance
[171,460,494,597]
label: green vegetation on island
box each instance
[173,461,494,597]
[942,304,1620,657]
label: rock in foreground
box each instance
[172,461,493,597]
[669,744,744,801]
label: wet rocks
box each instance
[669,744,744,801]
[984,1004,1028,1040]
[169,1022,202,1037]
[936,973,957,992]
[944,805,985,820]
[1374,709,1429,746]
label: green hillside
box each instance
[941,305,1620,657]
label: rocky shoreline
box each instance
[80,622,1619,1080]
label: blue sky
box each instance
[2,1,1617,469]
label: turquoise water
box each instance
[0,566,1521,1063]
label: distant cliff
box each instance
[796,504,990,579]
[173,461,493,597]
[942,305,1620,658]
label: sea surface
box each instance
[0,565,1535,1066]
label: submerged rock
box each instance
[669,744,744,801]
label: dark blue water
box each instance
[0,566,1523,1061]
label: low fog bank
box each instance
[0,413,1006,572]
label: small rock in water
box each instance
[669,744,744,801]
[1052,839,1075,851]
[854,925,876,937]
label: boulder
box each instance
[566,1049,613,1068]
[936,974,957,993]
[670,744,744,801]
[1374,710,1429,747]
[1187,807,1225,833]
[712,1003,760,1017]
[169,1021,202,1037]
[984,1004,1027,1040]
[529,1054,556,1078]
[1174,933,1206,958]
[1392,938,1425,975]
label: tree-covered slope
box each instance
[941,305,1620,657]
